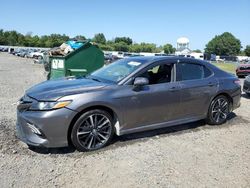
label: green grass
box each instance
[211,62,237,74]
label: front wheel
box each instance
[206,95,230,125]
[71,109,114,152]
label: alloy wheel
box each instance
[76,113,112,150]
[211,97,229,123]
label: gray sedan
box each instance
[16,56,241,151]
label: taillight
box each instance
[234,79,241,86]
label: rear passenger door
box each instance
[176,61,218,119]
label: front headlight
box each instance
[30,100,72,110]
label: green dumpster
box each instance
[45,40,104,80]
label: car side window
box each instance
[204,66,213,78]
[176,62,211,81]
[138,63,172,85]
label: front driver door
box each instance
[114,61,181,132]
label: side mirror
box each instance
[133,77,149,91]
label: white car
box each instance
[29,51,44,58]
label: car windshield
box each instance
[89,58,144,83]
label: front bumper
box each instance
[16,108,77,148]
[243,80,250,94]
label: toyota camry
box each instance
[16,56,241,151]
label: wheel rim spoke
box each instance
[221,101,227,108]
[99,123,110,130]
[215,112,220,122]
[85,120,91,127]
[77,130,91,136]
[97,117,105,125]
[221,103,228,111]
[98,132,107,140]
[84,134,92,145]
[89,115,95,127]
[96,134,104,143]
[87,135,94,149]
[92,136,96,148]
[98,119,110,129]
[220,112,227,119]
[218,99,222,106]
[212,109,218,113]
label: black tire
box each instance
[27,144,37,151]
[206,95,230,125]
[71,109,114,152]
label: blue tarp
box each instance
[66,41,84,49]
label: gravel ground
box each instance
[0,53,250,188]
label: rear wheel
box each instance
[206,95,230,125]
[71,109,114,152]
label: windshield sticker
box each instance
[128,61,141,66]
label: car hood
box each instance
[26,77,108,101]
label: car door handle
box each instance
[169,86,179,92]
[208,82,215,87]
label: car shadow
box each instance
[28,145,76,154]
[241,93,250,99]
[115,120,206,142]
[29,112,244,155]
[111,112,240,146]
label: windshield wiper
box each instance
[87,76,102,82]
[91,78,101,82]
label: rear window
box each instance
[177,63,212,81]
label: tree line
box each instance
[0,29,175,54]
[91,33,176,54]
[0,29,249,56]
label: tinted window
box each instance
[177,63,211,81]
[138,63,172,85]
[204,66,212,77]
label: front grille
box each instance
[239,66,250,70]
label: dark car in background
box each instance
[0,47,8,52]
[18,49,30,58]
[236,63,250,78]
[16,57,241,152]
[243,75,250,96]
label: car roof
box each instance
[125,56,205,65]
